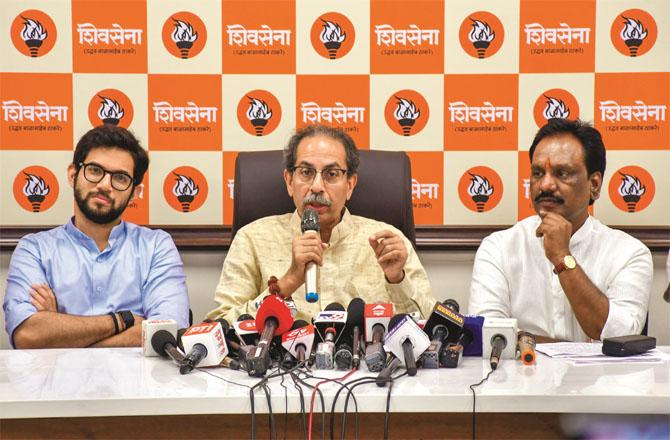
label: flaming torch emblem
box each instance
[620,16,648,57]
[172,173,199,212]
[97,95,125,126]
[320,19,346,59]
[467,173,494,212]
[23,173,50,212]
[171,18,198,59]
[468,18,495,59]
[246,96,272,136]
[618,172,646,212]
[393,96,420,136]
[20,16,48,57]
[543,95,570,120]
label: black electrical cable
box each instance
[263,382,276,440]
[288,369,307,439]
[279,371,289,440]
[250,364,303,440]
[290,367,327,440]
[195,367,252,390]
[469,368,495,440]
[340,372,407,440]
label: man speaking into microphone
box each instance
[207,125,436,323]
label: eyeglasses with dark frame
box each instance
[78,162,134,191]
[291,166,348,185]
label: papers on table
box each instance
[536,342,668,366]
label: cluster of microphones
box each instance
[142,294,537,381]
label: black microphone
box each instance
[346,298,365,369]
[248,295,294,377]
[490,335,507,370]
[151,330,185,365]
[301,208,320,303]
[376,355,401,387]
[421,299,465,369]
[180,343,208,374]
[388,314,418,376]
[440,327,474,368]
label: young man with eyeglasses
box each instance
[207,125,436,324]
[4,125,189,348]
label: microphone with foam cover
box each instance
[151,330,185,365]
[247,295,294,377]
[346,298,365,369]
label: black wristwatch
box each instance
[118,310,135,331]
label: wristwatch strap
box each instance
[118,310,135,331]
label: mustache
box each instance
[534,192,564,204]
[303,193,332,207]
[88,190,112,202]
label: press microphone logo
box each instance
[163,166,208,213]
[458,12,504,59]
[162,12,207,59]
[608,166,655,213]
[11,10,57,58]
[611,10,657,58]
[236,90,282,137]
[13,166,59,213]
[310,12,355,60]
[458,166,503,213]
[532,88,580,128]
[87,89,134,128]
[384,90,429,137]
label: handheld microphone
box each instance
[247,295,294,377]
[421,300,465,368]
[151,329,185,365]
[376,355,401,387]
[313,302,347,369]
[142,319,178,357]
[385,314,431,376]
[334,343,353,370]
[483,318,518,371]
[517,331,537,365]
[180,321,229,374]
[281,320,315,367]
[346,298,365,369]
[364,302,393,372]
[301,208,320,303]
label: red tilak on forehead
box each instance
[542,158,552,169]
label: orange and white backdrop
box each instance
[1,0,668,229]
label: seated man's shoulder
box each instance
[15,225,66,252]
[237,213,294,238]
[590,218,650,254]
[124,222,176,249]
[484,216,539,247]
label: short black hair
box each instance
[529,118,606,177]
[73,125,149,184]
[284,125,360,175]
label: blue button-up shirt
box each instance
[4,219,190,347]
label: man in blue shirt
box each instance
[4,125,189,348]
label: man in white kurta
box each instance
[469,119,652,342]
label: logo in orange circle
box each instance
[608,166,655,213]
[384,90,429,136]
[87,89,134,128]
[458,166,503,213]
[458,12,504,59]
[236,90,281,136]
[310,12,355,60]
[162,12,207,59]
[532,88,580,128]
[10,10,57,58]
[610,9,657,58]
[163,166,208,213]
[13,166,59,213]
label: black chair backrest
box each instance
[232,150,416,246]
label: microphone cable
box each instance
[340,371,407,440]
[468,367,495,440]
[307,369,357,440]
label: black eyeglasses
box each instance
[78,162,134,191]
[292,166,348,185]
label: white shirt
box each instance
[468,216,652,342]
